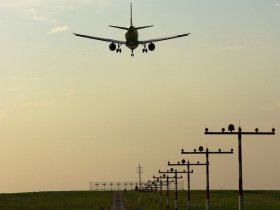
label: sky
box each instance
[0,0,280,193]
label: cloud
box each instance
[0,0,38,8]
[27,7,69,35]
[275,2,280,7]
[1,0,112,8]
[27,8,48,22]
[48,25,70,34]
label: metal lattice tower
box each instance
[137,163,143,189]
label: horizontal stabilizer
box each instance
[109,25,128,30]
[135,25,154,30]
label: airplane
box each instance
[73,3,190,57]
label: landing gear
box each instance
[116,44,122,53]
[131,50,134,57]
[142,44,148,53]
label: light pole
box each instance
[168,159,206,210]
[110,182,113,191]
[181,146,233,210]
[102,182,106,191]
[159,169,184,210]
[89,181,92,191]
[155,174,176,210]
[146,180,151,199]
[117,182,121,192]
[153,176,174,207]
[95,183,99,191]
[147,180,154,201]
[204,124,275,210]
[153,178,163,206]
[151,181,158,202]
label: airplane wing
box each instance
[138,33,190,44]
[73,33,126,44]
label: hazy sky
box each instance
[0,0,280,193]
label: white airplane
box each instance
[73,3,190,57]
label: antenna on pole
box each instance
[137,163,143,189]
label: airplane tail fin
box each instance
[130,3,153,30]
[130,2,133,25]
[108,3,133,30]
[109,3,153,30]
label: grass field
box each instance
[0,191,112,210]
[124,190,280,210]
[0,190,279,210]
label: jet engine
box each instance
[109,42,116,51]
[148,42,155,51]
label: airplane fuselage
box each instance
[125,25,139,51]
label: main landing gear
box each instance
[116,44,122,53]
[142,44,148,53]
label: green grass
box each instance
[0,191,112,210]
[0,190,279,210]
[123,190,280,210]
